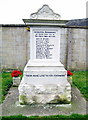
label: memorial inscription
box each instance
[26,74,65,77]
[33,29,59,59]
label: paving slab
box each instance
[0,86,87,116]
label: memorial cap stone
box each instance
[30,4,61,20]
[23,4,67,26]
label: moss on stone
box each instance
[58,95,71,104]
[19,95,28,105]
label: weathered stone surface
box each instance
[19,83,71,104]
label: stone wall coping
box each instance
[0,23,88,29]
[0,24,26,27]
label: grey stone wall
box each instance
[66,28,86,70]
[1,25,30,70]
[0,25,87,70]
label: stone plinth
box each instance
[19,66,71,104]
[18,5,71,104]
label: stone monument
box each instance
[18,5,71,104]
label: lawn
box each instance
[72,71,88,101]
[0,72,13,104]
[1,114,88,120]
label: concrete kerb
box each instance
[0,85,87,116]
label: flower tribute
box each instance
[11,70,22,77]
[67,71,73,76]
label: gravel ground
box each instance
[0,86,87,116]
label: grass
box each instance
[72,71,88,101]
[1,114,88,120]
[0,72,13,104]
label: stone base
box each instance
[18,65,71,104]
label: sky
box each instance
[0,0,87,24]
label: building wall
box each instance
[0,25,87,70]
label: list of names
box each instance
[34,30,57,59]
